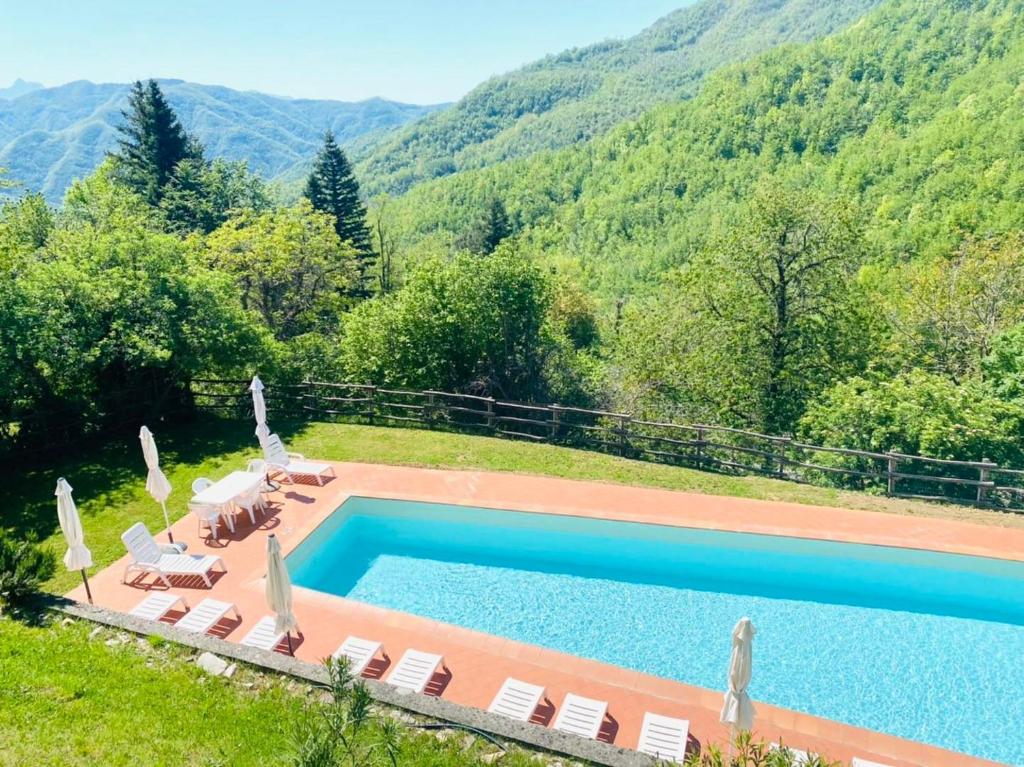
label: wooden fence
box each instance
[191,379,1024,512]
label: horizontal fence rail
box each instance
[190,379,1024,513]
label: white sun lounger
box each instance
[771,744,811,766]
[121,522,225,588]
[240,616,299,653]
[129,592,190,622]
[637,712,690,763]
[553,693,608,740]
[333,636,386,676]
[263,434,335,486]
[385,649,446,694]
[173,598,240,634]
[488,677,546,722]
[852,760,893,767]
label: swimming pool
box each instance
[287,497,1024,765]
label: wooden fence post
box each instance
[549,405,560,442]
[978,458,993,505]
[425,392,436,425]
[618,415,631,456]
[776,437,791,478]
[367,386,377,424]
[886,452,898,496]
[695,426,705,468]
[486,398,496,431]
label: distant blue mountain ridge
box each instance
[0,79,445,203]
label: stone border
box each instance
[58,599,654,767]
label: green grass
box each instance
[4,416,1019,594]
[0,616,546,766]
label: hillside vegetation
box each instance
[355,0,882,194]
[0,79,442,203]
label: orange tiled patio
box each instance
[69,462,1021,767]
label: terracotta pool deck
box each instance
[70,462,1021,767]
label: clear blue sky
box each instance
[2,0,691,104]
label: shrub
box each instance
[0,531,56,611]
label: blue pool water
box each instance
[287,497,1024,765]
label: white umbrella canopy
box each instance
[139,426,174,542]
[720,617,757,732]
[55,477,93,603]
[250,376,270,447]
[266,534,298,646]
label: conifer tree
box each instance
[305,130,373,293]
[113,79,201,205]
[455,198,512,255]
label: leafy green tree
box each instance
[454,197,512,255]
[305,131,373,292]
[112,79,201,205]
[201,201,358,340]
[160,158,272,234]
[0,194,53,267]
[613,186,873,432]
[340,248,574,400]
[799,370,1024,466]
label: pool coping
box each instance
[69,460,1019,767]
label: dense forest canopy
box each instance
[3,0,1024,476]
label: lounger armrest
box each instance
[159,543,187,555]
[286,451,305,460]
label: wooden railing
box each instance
[190,379,1024,512]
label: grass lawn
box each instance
[0,616,545,767]
[4,415,1021,594]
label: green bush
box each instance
[0,531,56,611]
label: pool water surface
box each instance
[287,497,1024,765]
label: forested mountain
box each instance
[387,0,1024,298]
[354,0,884,195]
[0,80,443,203]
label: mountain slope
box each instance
[386,0,1024,299]
[355,0,884,195]
[0,80,443,203]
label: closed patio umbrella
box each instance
[250,376,270,447]
[55,478,93,604]
[265,533,298,654]
[720,617,756,735]
[139,426,174,544]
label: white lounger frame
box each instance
[385,649,446,693]
[488,677,546,722]
[263,434,335,486]
[334,636,387,676]
[129,592,189,622]
[121,522,225,588]
[173,598,240,634]
[240,616,300,653]
[637,712,690,763]
[552,693,608,740]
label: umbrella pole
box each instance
[80,570,93,605]
[161,500,174,544]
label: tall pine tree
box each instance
[113,79,201,205]
[305,130,374,294]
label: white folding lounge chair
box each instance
[121,522,225,588]
[552,693,608,740]
[263,434,335,486]
[771,744,811,766]
[852,760,893,767]
[385,649,446,694]
[333,636,386,676]
[173,598,240,634]
[488,677,546,722]
[129,592,189,622]
[240,616,299,653]
[637,712,690,763]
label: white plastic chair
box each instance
[385,649,446,694]
[488,677,546,722]
[637,712,690,763]
[552,693,608,740]
[120,522,225,588]
[333,636,387,676]
[234,485,264,526]
[191,477,213,494]
[189,501,230,539]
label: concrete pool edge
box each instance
[70,461,1019,767]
